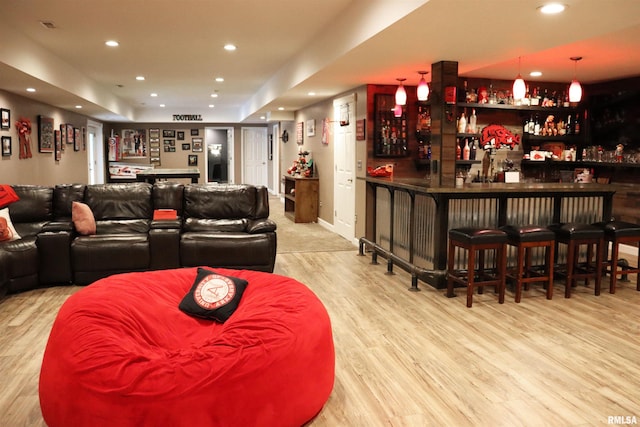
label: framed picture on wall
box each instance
[38,115,54,153]
[306,119,316,137]
[74,128,81,151]
[0,109,9,130]
[149,128,160,139]
[66,124,74,144]
[188,154,198,166]
[190,129,199,136]
[192,138,203,152]
[296,122,304,145]
[54,130,62,161]
[1,136,11,156]
[163,129,175,138]
[177,131,185,140]
[182,143,190,150]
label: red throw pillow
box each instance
[0,208,20,242]
[72,201,96,235]
[0,185,20,209]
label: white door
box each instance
[333,94,356,242]
[242,127,268,186]
[87,120,104,184]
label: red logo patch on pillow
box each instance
[194,274,236,310]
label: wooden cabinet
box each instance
[283,176,319,223]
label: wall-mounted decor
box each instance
[54,130,62,161]
[163,139,175,152]
[356,119,366,140]
[1,136,11,156]
[66,124,74,144]
[182,143,190,151]
[60,124,67,151]
[163,129,175,138]
[306,119,316,137]
[192,138,203,152]
[296,122,304,145]
[38,116,54,153]
[15,117,33,159]
[121,129,147,158]
[74,128,81,151]
[0,109,10,130]
[321,118,331,145]
[149,128,160,139]
[188,154,198,166]
[82,127,87,150]
[190,129,199,136]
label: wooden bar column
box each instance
[430,61,459,187]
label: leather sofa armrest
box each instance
[151,219,182,230]
[247,218,277,234]
[42,220,74,233]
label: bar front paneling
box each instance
[360,176,617,289]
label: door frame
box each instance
[204,126,234,184]
[87,120,104,184]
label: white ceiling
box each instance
[1,0,639,123]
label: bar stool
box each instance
[592,220,640,293]
[500,225,555,303]
[548,223,604,298]
[446,227,508,308]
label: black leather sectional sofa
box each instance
[0,182,277,297]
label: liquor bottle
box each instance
[469,138,477,160]
[524,118,530,134]
[566,114,573,135]
[563,91,570,108]
[468,109,477,133]
[574,113,581,135]
[458,112,467,134]
[456,138,461,160]
[426,144,432,160]
[463,139,470,160]
[534,114,541,136]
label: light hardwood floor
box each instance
[1,236,639,426]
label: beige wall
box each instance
[0,90,94,185]
[285,86,368,239]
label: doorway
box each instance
[205,127,233,184]
[87,120,105,184]
[333,94,356,243]
[241,127,268,187]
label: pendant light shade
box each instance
[568,56,583,103]
[417,71,429,101]
[512,57,526,101]
[393,104,403,118]
[395,78,407,106]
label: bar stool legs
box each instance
[501,225,555,303]
[549,223,604,298]
[593,221,640,293]
[446,228,508,307]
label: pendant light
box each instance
[569,56,583,103]
[395,78,407,106]
[417,71,429,101]
[512,57,526,101]
[393,104,403,118]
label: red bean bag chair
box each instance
[39,268,335,427]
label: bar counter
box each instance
[359,176,617,290]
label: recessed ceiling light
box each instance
[150,93,158,97]
[26,87,36,92]
[308,92,316,96]
[209,104,215,108]
[530,71,543,77]
[159,104,165,108]
[105,40,119,47]
[224,44,236,51]
[210,93,218,98]
[215,77,224,83]
[539,3,566,14]
[136,76,145,81]
[278,107,285,111]
[75,105,82,109]
[260,116,266,120]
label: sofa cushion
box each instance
[10,185,53,224]
[184,184,256,219]
[85,183,153,220]
[0,185,20,209]
[72,202,96,235]
[179,267,248,322]
[183,218,247,233]
[0,208,20,241]
[53,184,86,219]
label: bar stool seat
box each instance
[592,220,640,293]
[548,223,604,298]
[446,227,507,307]
[500,225,555,303]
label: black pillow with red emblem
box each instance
[179,268,248,322]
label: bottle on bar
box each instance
[463,138,470,160]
